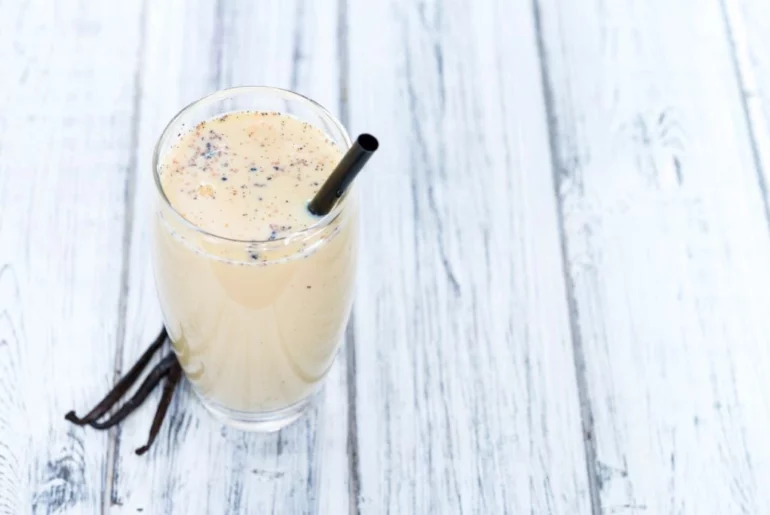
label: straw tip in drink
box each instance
[357,134,379,152]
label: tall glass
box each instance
[151,87,357,431]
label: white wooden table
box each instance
[2,0,770,513]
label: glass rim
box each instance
[152,85,353,245]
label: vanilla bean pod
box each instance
[65,328,183,456]
[135,357,182,456]
[65,328,167,425]
[88,353,178,430]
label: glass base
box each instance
[194,391,313,432]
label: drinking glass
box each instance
[151,87,357,431]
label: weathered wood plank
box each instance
[723,0,770,223]
[347,0,592,512]
[536,0,770,511]
[0,1,144,513]
[109,0,350,513]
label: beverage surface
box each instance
[158,111,343,243]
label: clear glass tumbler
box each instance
[150,87,357,431]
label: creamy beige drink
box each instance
[151,95,357,428]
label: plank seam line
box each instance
[212,0,226,89]
[718,0,770,234]
[290,0,306,92]
[337,0,360,511]
[530,0,602,513]
[103,0,149,510]
[345,318,360,515]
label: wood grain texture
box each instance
[347,0,592,512]
[8,0,770,513]
[109,0,350,513]
[0,1,144,513]
[723,0,770,224]
[536,0,770,511]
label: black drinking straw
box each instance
[307,134,379,216]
